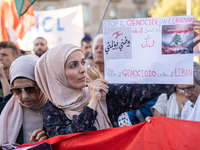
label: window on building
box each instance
[44,5,57,10]
[134,0,146,3]
[82,4,91,26]
[109,7,118,19]
[135,8,144,18]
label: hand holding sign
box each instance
[103,16,194,84]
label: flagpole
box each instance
[186,0,191,15]
[95,0,111,36]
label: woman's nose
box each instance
[80,64,86,73]
[21,89,29,100]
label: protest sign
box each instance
[19,5,84,50]
[103,16,194,84]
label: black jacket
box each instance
[0,101,24,144]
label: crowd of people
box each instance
[0,19,200,147]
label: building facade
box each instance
[33,0,157,38]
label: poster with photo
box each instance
[103,15,194,84]
[162,24,193,54]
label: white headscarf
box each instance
[0,54,48,145]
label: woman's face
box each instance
[65,50,86,89]
[13,78,40,109]
[93,38,104,63]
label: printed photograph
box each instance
[162,24,194,54]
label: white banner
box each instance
[19,5,84,50]
[103,16,194,84]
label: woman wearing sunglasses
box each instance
[0,54,48,145]
[34,44,172,138]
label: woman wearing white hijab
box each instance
[35,44,172,138]
[0,54,48,145]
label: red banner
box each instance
[19,117,200,150]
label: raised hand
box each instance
[87,79,109,110]
[88,79,109,102]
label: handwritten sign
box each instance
[103,16,194,84]
[104,28,132,59]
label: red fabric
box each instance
[0,17,10,41]
[0,0,9,41]
[19,117,200,150]
[0,0,36,41]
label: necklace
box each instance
[23,107,42,116]
[34,109,42,115]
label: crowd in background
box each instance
[0,20,200,146]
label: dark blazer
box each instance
[0,101,24,144]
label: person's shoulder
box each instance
[159,93,168,98]
[43,100,53,108]
[43,101,54,112]
[42,101,65,116]
[0,101,8,107]
[156,93,168,102]
[3,94,13,102]
[0,101,8,114]
[43,101,61,111]
[168,92,176,99]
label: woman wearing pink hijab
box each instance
[35,44,172,138]
[0,54,48,145]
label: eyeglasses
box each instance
[10,86,38,95]
[177,84,198,94]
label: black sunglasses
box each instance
[10,86,38,95]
